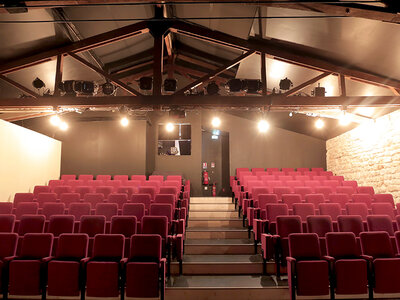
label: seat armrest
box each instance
[286,256,297,263]
[41,256,54,263]
[360,254,373,262]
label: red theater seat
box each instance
[123,234,165,299]
[326,232,369,297]
[357,186,375,196]
[48,215,74,237]
[346,203,369,222]
[95,186,113,199]
[8,233,53,297]
[307,215,333,255]
[108,193,128,209]
[83,193,105,210]
[373,193,395,207]
[53,186,72,198]
[352,193,373,208]
[371,203,396,219]
[342,180,358,189]
[48,180,64,190]
[96,175,111,181]
[0,215,15,232]
[281,194,302,210]
[293,187,313,200]
[61,175,76,181]
[131,175,146,182]
[74,186,92,199]
[59,193,81,208]
[42,203,65,220]
[36,192,57,208]
[131,193,152,211]
[47,233,88,297]
[114,175,129,182]
[0,203,12,215]
[287,233,330,299]
[13,193,34,207]
[337,215,364,237]
[335,186,355,196]
[79,215,106,256]
[0,233,18,295]
[117,186,137,199]
[33,186,51,198]
[110,216,137,257]
[360,231,400,294]
[85,234,125,298]
[293,203,315,231]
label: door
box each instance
[201,129,230,196]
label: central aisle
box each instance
[166,197,289,300]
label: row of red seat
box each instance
[236,167,327,175]
[260,215,400,281]
[60,174,182,182]
[288,231,400,299]
[0,232,166,299]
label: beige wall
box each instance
[327,109,400,203]
[0,119,61,202]
[202,111,326,176]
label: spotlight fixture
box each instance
[243,79,261,94]
[289,112,293,117]
[50,115,61,127]
[3,0,28,13]
[226,79,243,93]
[211,117,221,128]
[258,119,270,133]
[339,111,351,126]
[32,77,45,89]
[163,79,177,92]
[279,77,293,91]
[59,121,69,131]
[165,122,174,132]
[102,81,116,95]
[312,83,326,97]
[206,81,220,95]
[315,118,325,129]
[139,77,153,90]
[120,117,129,127]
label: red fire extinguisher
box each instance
[212,183,217,197]
[203,171,209,185]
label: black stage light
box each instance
[62,81,75,96]
[81,81,95,95]
[164,79,177,92]
[32,77,45,89]
[2,0,28,13]
[226,79,243,93]
[243,79,261,94]
[102,82,115,95]
[139,77,153,90]
[279,77,293,91]
[206,81,220,95]
[313,83,326,97]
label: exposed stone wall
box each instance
[327,109,400,203]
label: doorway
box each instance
[201,129,230,197]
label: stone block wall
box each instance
[327,109,400,203]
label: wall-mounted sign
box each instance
[211,162,215,168]
[202,162,207,169]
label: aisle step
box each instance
[190,197,232,204]
[185,239,259,255]
[190,211,237,218]
[190,203,235,211]
[166,275,289,300]
[186,227,248,239]
[188,218,243,229]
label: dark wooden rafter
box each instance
[0,21,149,74]
[339,74,347,97]
[0,75,40,98]
[6,1,399,24]
[175,51,255,94]
[153,34,164,96]
[389,87,400,96]
[169,20,400,89]
[68,52,142,96]
[53,54,64,96]
[283,72,332,96]
[258,7,267,96]
[1,95,400,110]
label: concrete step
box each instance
[171,255,263,275]
[188,218,243,229]
[190,197,232,204]
[186,227,248,239]
[189,211,237,218]
[166,275,290,300]
[190,203,236,211]
[185,239,259,255]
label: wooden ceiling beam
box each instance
[175,50,255,94]
[0,21,149,74]
[1,95,400,109]
[170,20,400,89]
[0,75,40,98]
[106,48,154,73]
[283,72,332,96]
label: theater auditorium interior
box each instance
[1,0,400,299]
